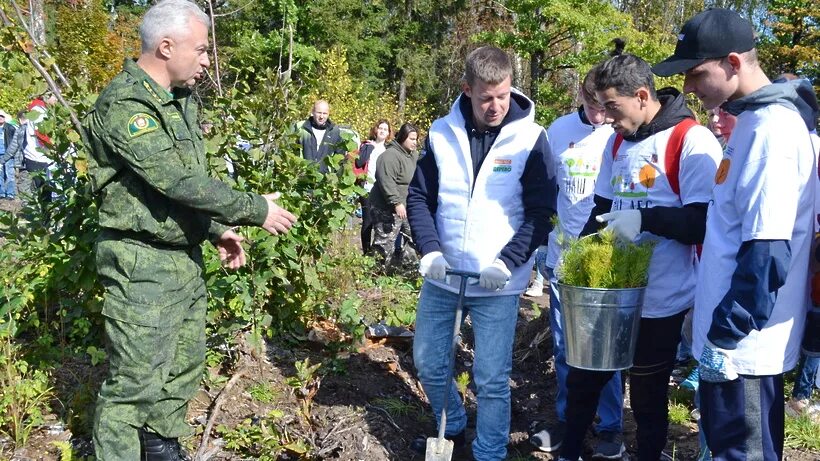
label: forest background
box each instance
[0,0,817,458]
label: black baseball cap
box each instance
[652,8,755,76]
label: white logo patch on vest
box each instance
[493,158,513,173]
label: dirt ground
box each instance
[4,288,819,461]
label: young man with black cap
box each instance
[558,52,723,461]
[654,8,818,460]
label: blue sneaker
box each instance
[680,367,699,391]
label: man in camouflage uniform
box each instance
[84,1,297,459]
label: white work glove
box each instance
[596,210,642,242]
[479,259,511,290]
[419,251,450,280]
[698,341,739,383]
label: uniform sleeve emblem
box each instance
[128,113,159,138]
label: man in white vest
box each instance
[406,45,556,461]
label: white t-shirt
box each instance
[364,141,387,192]
[596,123,722,318]
[693,105,815,375]
[545,112,613,269]
[311,127,326,150]
[23,122,49,163]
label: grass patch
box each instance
[371,397,429,423]
[784,413,820,451]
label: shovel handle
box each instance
[434,269,481,449]
[444,269,481,280]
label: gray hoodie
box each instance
[722,78,819,132]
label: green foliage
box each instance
[52,0,133,91]
[557,230,654,288]
[0,341,52,448]
[218,409,311,460]
[371,275,420,327]
[758,0,820,95]
[479,0,675,125]
[456,371,470,402]
[248,381,279,404]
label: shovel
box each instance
[425,269,481,461]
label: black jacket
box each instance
[293,117,345,173]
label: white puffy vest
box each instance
[427,91,544,296]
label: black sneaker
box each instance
[529,421,565,453]
[592,430,626,459]
[138,428,191,461]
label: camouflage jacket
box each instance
[85,59,267,247]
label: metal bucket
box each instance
[557,284,645,371]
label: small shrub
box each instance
[248,382,279,404]
[557,230,654,288]
[0,340,53,447]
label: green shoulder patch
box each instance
[128,113,159,138]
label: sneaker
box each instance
[529,421,565,452]
[592,430,626,459]
[786,397,809,417]
[679,367,699,391]
[525,280,544,297]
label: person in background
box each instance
[292,99,345,173]
[0,112,18,200]
[369,122,418,264]
[355,119,392,255]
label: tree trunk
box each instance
[398,73,407,115]
[530,50,543,104]
[29,0,45,45]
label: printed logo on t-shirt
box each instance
[715,158,730,185]
[612,156,658,197]
[561,148,599,196]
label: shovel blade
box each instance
[425,437,454,461]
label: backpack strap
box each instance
[612,134,624,159]
[664,118,698,196]
[664,118,700,259]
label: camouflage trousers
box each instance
[93,236,207,460]
[370,206,411,263]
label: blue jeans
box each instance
[413,281,520,461]
[0,159,15,198]
[542,265,623,432]
[792,354,819,400]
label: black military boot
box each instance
[138,428,191,461]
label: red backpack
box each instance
[612,118,702,258]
